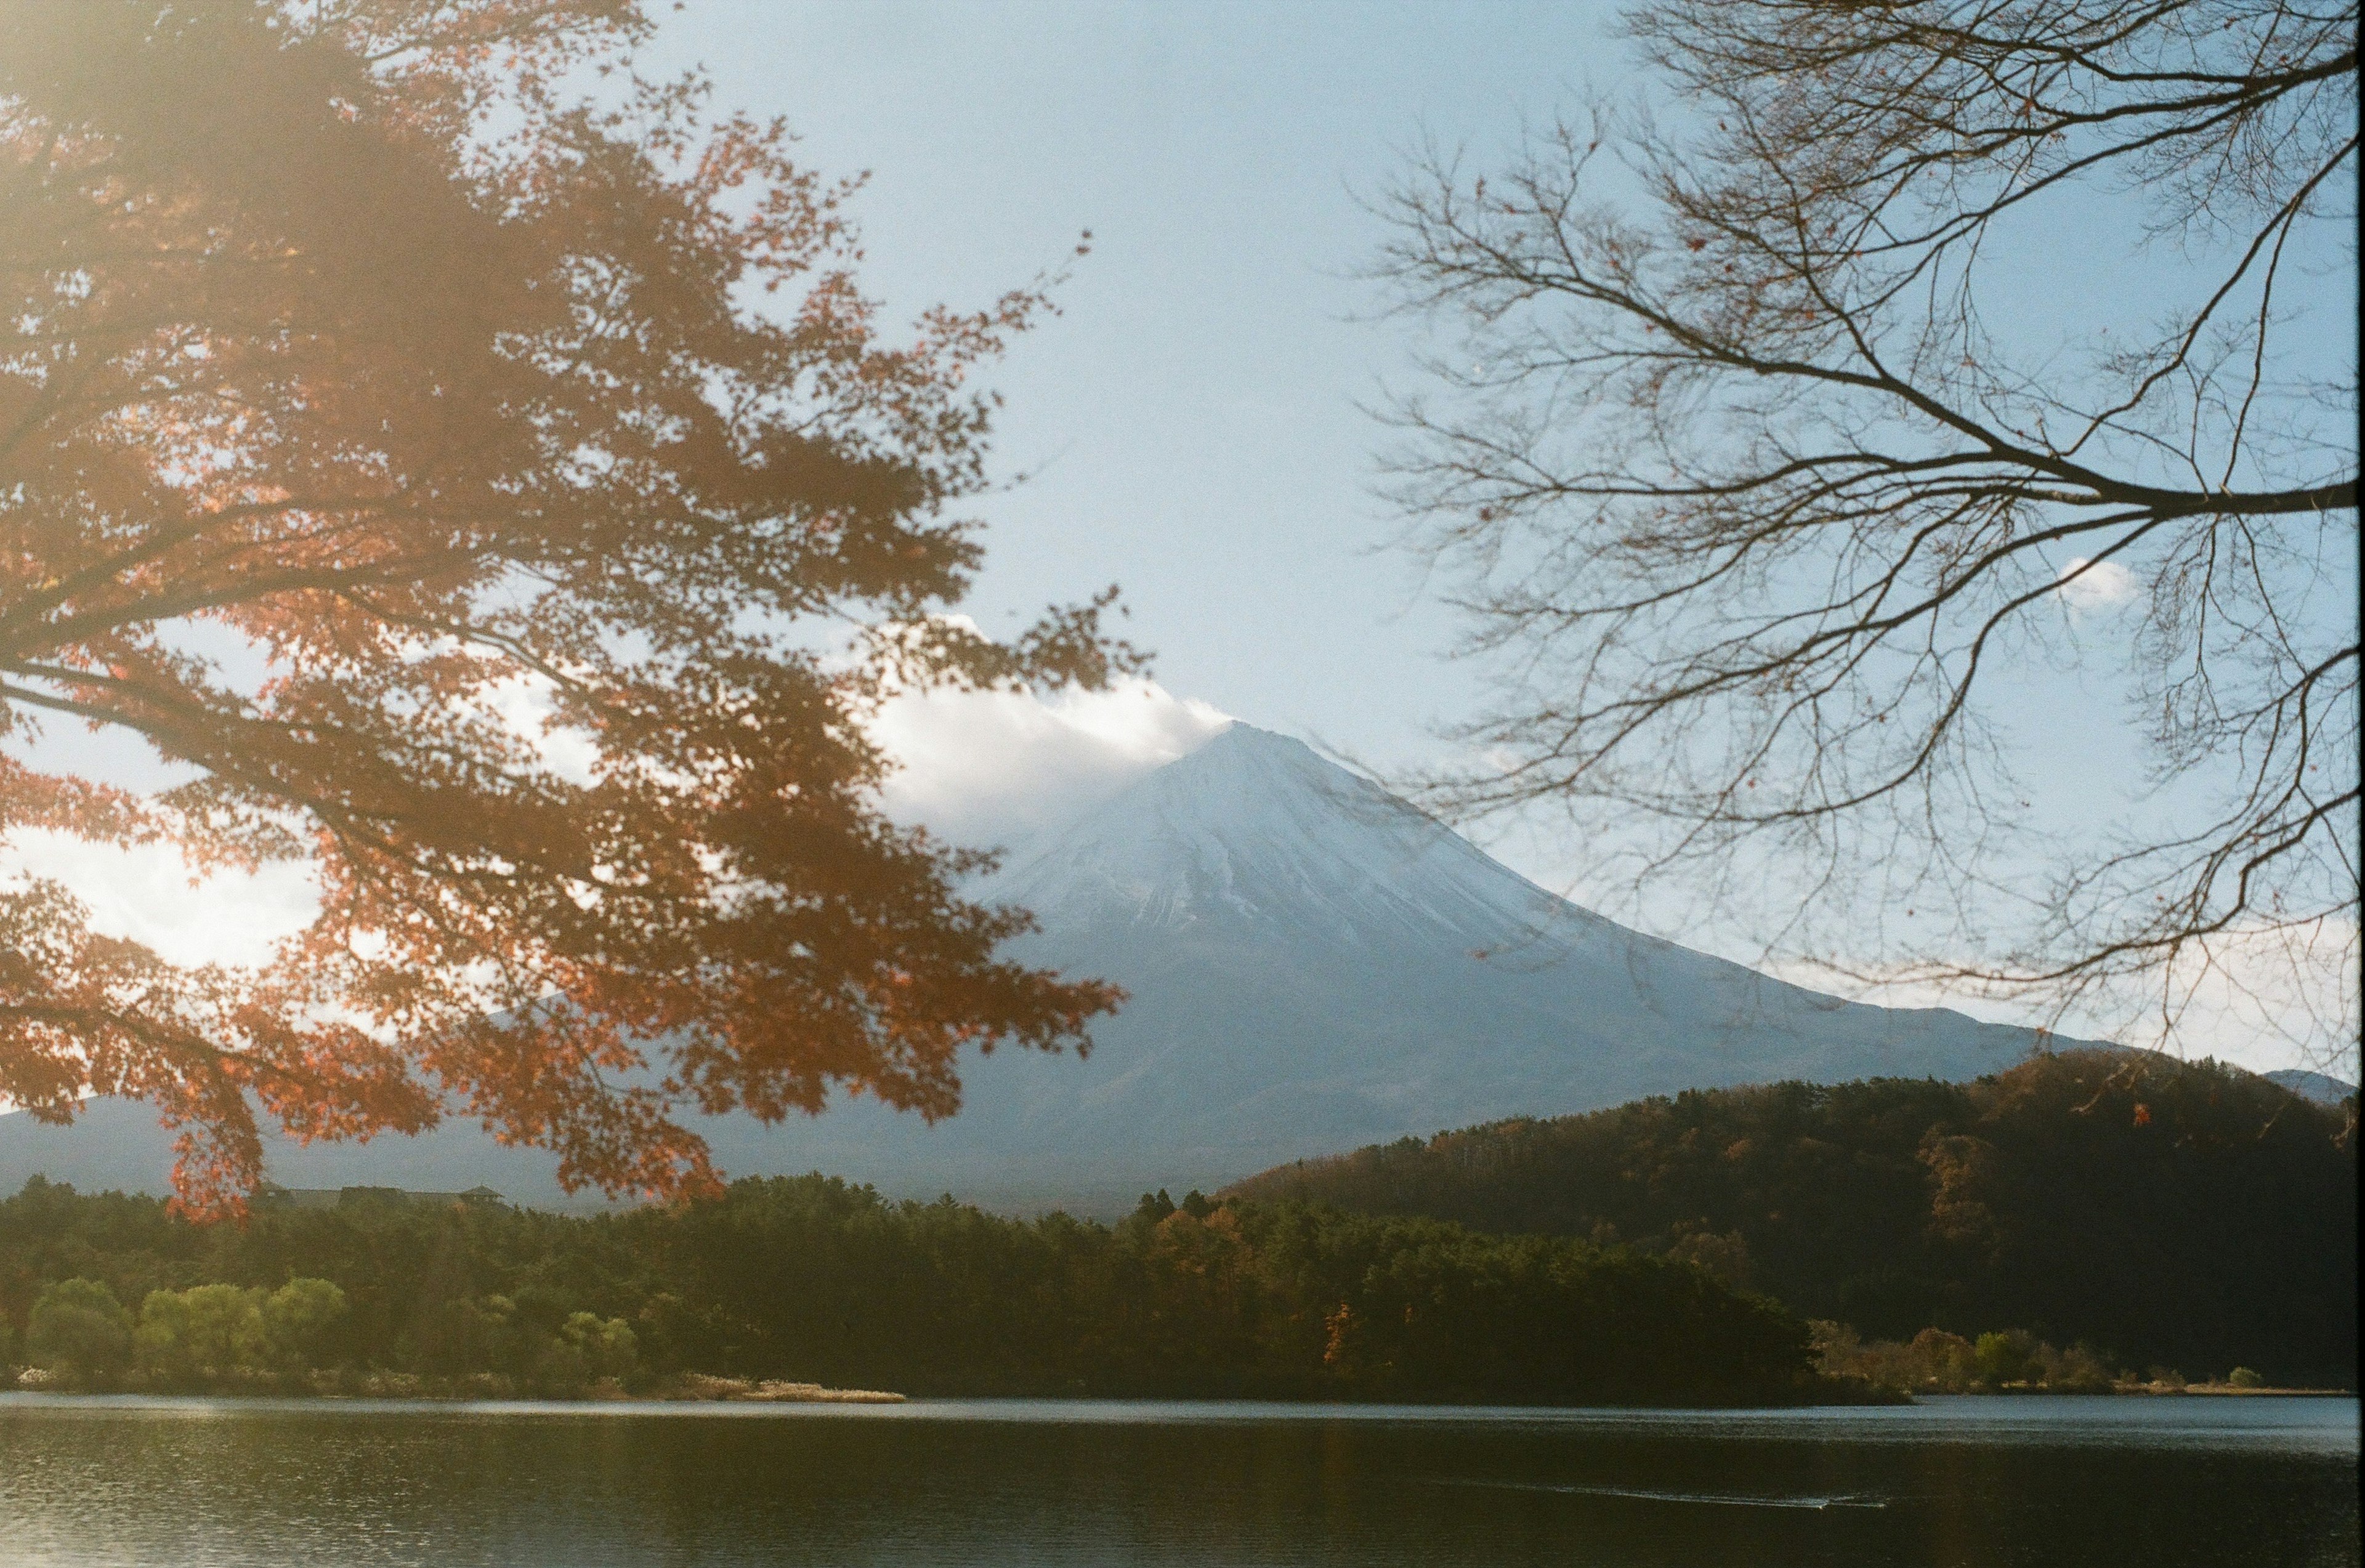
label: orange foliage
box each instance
[0,0,1133,1216]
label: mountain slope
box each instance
[2265,1069,2358,1107]
[923,725,2052,1191]
[4,723,2061,1214]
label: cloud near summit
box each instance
[870,678,1234,851]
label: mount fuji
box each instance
[1,722,2056,1214]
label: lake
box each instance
[0,1393,2354,1566]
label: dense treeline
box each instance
[0,1177,1812,1405]
[1225,1051,2357,1387]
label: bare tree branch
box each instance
[1372,0,2359,1069]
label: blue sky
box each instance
[2,1,2348,1073]
[644,0,1620,771]
[8,1,1625,960]
[637,1,2228,818]
[633,2,2355,1072]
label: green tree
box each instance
[136,1284,266,1384]
[1909,1329,1977,1392]
[2037,1341,2116,1393]
[1975,1330,2037,1388]
[541,1311,637,1392]
[260,1278,347,1376]
[567,1312,639,1383]
[25,1277,134,1385]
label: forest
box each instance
[7,1049,2347,1404]
[1226,1051,2357,1388]
[0,1176,1813,1405]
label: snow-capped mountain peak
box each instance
[984,722,1587,947]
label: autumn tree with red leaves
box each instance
[0,0,1134,1214]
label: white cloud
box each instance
[0,677,1235,968]
[0,830,318,969]
[2055,556,2138,610]
[870,677,1233,848]
[468,673,602,785]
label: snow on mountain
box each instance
[2,722,2063,1216]
[979,721,1588,945]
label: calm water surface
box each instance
[0,1393,2354,1566]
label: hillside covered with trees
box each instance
[1226,1051,2356,1388]
[0,1176,1810,1406]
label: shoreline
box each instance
[8,1368,908,1405]
[8,1368,2353,1407]
[2111,1382,2352,1397]
[661,1375,904,1404]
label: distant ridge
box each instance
[4,722,2085,1214]
[2265,1069,2359,1107]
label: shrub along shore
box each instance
[1808,1321,2346,1397]
[2,1175,1821,1405]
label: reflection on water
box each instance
[0,1394,2355,1567]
